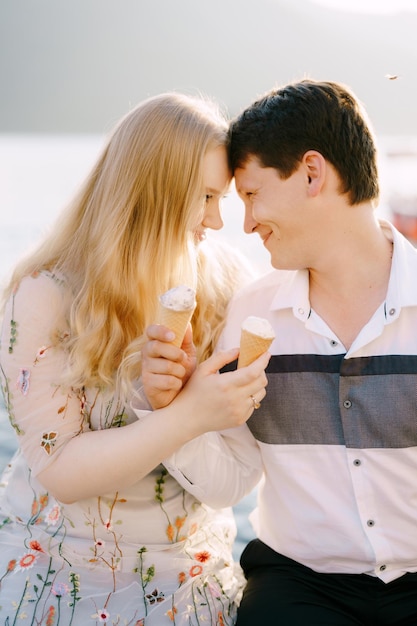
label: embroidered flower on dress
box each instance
[189,564,203,577]
[95,538,105,548]
[91,609,110,622]
[52,581,70,597]
[175,515,186,529]
[166,523,175,542]
[46,606,56,626]
[103,519,113,532]
[29,540,44,552]
[145,588,165,605]
[7,559,17,572]
[207,579,222,599]
[195,550,211,563]
[80,392,87,415]
[40,431,58,455]
[15,550,39,571]
[16,368,30,395]
[45,504,61,526]
[166,606,178,621]
[34,345,49,365]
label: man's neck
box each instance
[308,220,393,350]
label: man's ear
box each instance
[303,150,326,197]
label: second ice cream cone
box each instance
[237,317,275,368]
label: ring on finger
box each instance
[250,394,261,410]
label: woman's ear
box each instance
[303,150,326,197]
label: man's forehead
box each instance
[235,157,266,189]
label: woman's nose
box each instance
[202,201,223,231]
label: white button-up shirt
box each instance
[162,221,417,583]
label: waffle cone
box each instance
[237,329,274,368]
[157,304,195,347]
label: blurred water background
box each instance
[1,133,417,556]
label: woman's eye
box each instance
[205,194,213,204]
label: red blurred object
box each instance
[390,193,417,244]
[392,211,417,243]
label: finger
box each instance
[145,324,176,343]
[199,348,240,375]
[142,339,186,363]
[241,351,271,377]
[142,353,187,378]
[179,324,196,356]
[142,372,183,393]
[249,386,267,404]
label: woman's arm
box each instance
[38,349,268,503]
[1,274,268,504]
[137,323,267,508]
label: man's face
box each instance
[234,156,317,270]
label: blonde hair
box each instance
[4,93,249,391]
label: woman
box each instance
[0,93,268,625]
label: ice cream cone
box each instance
[156,285,196,347]
[237,317,275,368]
[157,305,195,347]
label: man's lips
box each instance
[260,231,272,245]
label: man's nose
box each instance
[244,204,258,234]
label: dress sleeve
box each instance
[162,425,262,508]
[0,272,88,478]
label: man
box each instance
[143,80,417,625]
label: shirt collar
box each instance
[269,220,417,323]
[270,269,311,322]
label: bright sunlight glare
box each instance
[311,0,417,13]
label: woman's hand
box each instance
[141,324,197,409]
[171,348,270,440]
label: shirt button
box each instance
[298,308,304,315]
[343,400,352,409]
[380,564,386,571]
[367,519,375,527]
[353,459,361,466]
[389,308,396,316]
[330,339,338,347]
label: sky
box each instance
[1,0,417,134]
[311,0,417,12]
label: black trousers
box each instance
[237,539,417,626]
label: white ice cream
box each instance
[159,285,196,311]
[242,316,275,339]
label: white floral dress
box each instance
[0,271,242,625]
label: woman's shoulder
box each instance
[14,269,68,296]
[8,269,71,321]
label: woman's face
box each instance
[193,145,231,243]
